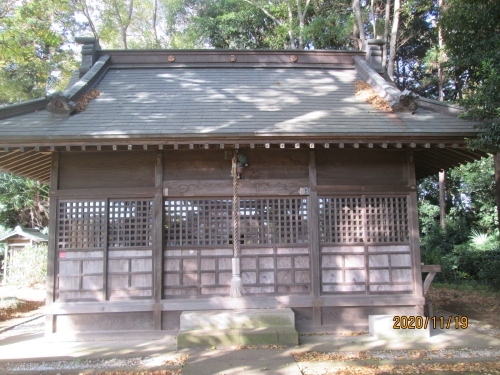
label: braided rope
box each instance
[232,155,240,258]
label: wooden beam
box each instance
[163,179,308,197]
[52,187,157,198]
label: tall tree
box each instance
[387,0,400,81]
[73,0,190,49]
[352,0,365,50]
[0,173,49,230]
[441,0,500,153]
[0,0,79,104]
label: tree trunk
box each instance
[111,0,134,49]
[296,0,311,49]
[352,0,365,50]
[153,0,159,47]
[286,0,296,49]
[439,170,446,229]
[388,0,400,81]
[382,0,391,68]
[437,0,445,101]
[494,154,500,233]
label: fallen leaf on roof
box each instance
[355,81,392,112]
[75,88,101,113]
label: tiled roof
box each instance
[0,67,479,141]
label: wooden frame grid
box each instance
[56,199,154,301]
[108,200,153,247]
[164,199,232,246]
[241,247,311,295]
[319,195,412,295]
[56,200,106,301]
[240,198,308,245]
[57,201,106,249]
[319,197,363,243]
[163,248,233,298]
[107,199,154,300]
[366,197,409,243]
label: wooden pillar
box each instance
[408,151,424,311]
[153,150,164,330]
[439,169,446,229]
[45,152,59,336]
[308,151,322,325]
[494,154,500,233]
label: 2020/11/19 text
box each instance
[393,316,468,329]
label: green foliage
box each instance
[418,156,499,285]
[5,244,47,287]
[0,173,49,230]
[441,0,500,152]
[449,157,497,231]
[189,0,280,49]
[0,0,80,104]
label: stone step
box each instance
[177,327,298,348]
[180,308,296,330]
[178,308,298,348]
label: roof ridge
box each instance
[354,55,462,117]
[45,55,110,116]
[0,98,48,121]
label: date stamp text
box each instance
[393,316,468,329]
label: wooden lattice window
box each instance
[108,200,153,247]
[107,199,153,300]
[240,198,308,245]
[319,198,363,243]
[57,201,106,249]
[56,200,106,301]
[164,199,232,246]
[365,197,409,243]
[56,199,154,301]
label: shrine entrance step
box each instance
[177,308,299,348]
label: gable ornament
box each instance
[45,92,76,115]
[391,89,419,112]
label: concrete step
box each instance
[178,308,298,348]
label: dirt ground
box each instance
[0,284,45,321]
[426,284,500,328]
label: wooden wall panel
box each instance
[59,151,155,189]
[162,311,182,330]
[164,149,309,181]
[321,306,415,327]
[293,307,314,331]
[316,149,408,186]
[55,312,154,332]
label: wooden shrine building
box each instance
[0,38,486,339]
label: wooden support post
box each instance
[153,151,164,330]
[408,151,424,304]
[439,169,446,229]
[494,154,500,233]
[421,265,441,295]
[45,152,59,336]
[308,151,321,326]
